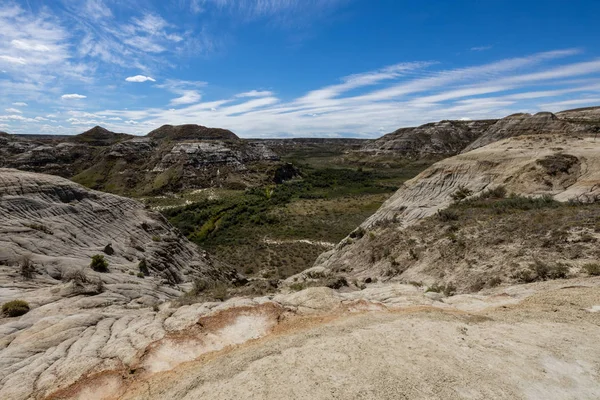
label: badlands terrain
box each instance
[1,107,600,399]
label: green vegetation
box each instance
[359,186,600,293]
[138,259,149,276]
[163,155,433,278]
[24,223,53,235]
[90,254,109,273]
[425,283,456,296]
[19,255,35,280]
[583,263,600,276]
[2,300,30,317]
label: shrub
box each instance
[478,186,507,200]
[95,279,105,293]
[436,209,459,222]
[66,269,88,285]
[517,261,570,282]
[191,278,209,295]
[583,263,600,276]
[138,259,149,276]
[349,227,365,239]
[426,283,456,296]
[450,186,473,202]
[19,255,35,280]
[548,263,569,279]
[90,254,109,273]
[209,284,228,301]
[487,277,502,288]
[136,272,145,278]
[2,300,30,317]
[151,236,162,242]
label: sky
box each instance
[1,0,600,138]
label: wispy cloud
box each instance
[126,75,156,82]
[236,90,274,98]
[170,90,202,105]
[471,45,493,52]
[61,93,87,99]
[12,102,27,107]
[4,108,22,114]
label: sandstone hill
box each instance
[360,119,496,157]
[147,124,239,141]
[291,132,600,294]
[0,168,235,287]
[361,107,600,157]
[72,126,132,146]
[0,125,280,196]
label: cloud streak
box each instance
[126,75,156,82]
[61,94,87,99]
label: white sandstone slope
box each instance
[0,168,230,288]
[0,168,240,399]
[291,133,600,286]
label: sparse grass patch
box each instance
[24,223,53,235]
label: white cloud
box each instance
[471,45,492,52]
[170,90,202,105]
[12,102,27,106]
[126,75,156,82]
[4,108,21,113]
[61,93,87,99]
[0,55,27,65]
[236,90,274,98]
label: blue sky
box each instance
[1,0,600,137]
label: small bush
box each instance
[90,254,109,273]
[437,209,459,222]
[136,272,145,278]
[583,263,600,276]
[517,261,570,282]
[151,235,162,242]
[450,186,473,202]
[349,227,366,239]
[25,223,53,235]
[2,300,30,317]
[487,277,502,288]
[66,269,88,285]
[478,186,507,200]
[209,284,228,301]
[548,263,569,279]
[19,255,35,280]
[138,259,149,276]
[426,283,456,296]
[95,279,105,293]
